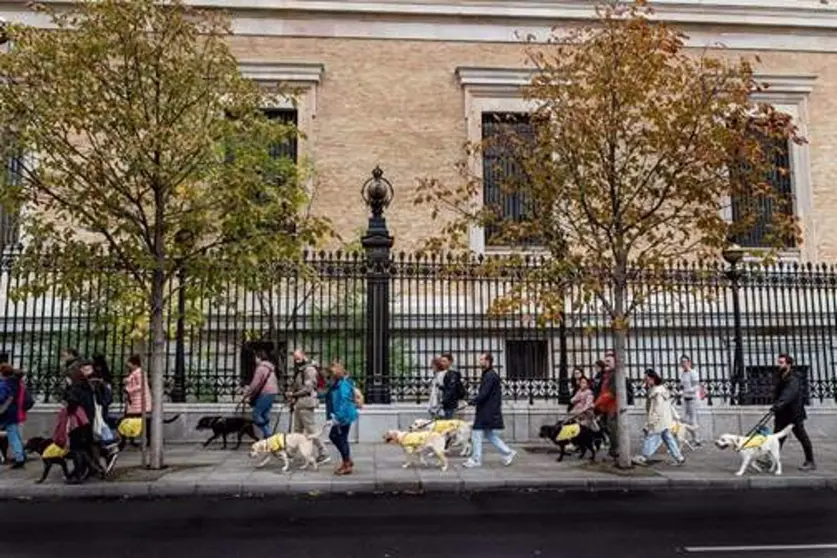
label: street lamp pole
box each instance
[723,245,745,405]
[361,166,394,405]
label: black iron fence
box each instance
[1,249,836,405]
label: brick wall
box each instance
[228,37,837,261]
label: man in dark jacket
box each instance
[771,354,815,471]
[440,353,466,419]
[463,353,516,468]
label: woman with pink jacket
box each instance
[124,355,152,416]
[569,376,599,431]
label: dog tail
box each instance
[775,424,795,440]
[164,414,182,424]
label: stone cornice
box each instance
[4,1,837,29]
[457,66,818,97]
[239,61,325,84]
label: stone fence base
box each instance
[18,401,837,444]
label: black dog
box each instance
[196,416,259,450]
[539,422,603,462]
[117,414,181,450]
[24,436,73,484]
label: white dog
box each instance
[383,429,449,471]
[714,424,795,476]
[249,421,331,472]
[409,418,472,457]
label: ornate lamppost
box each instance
[361,166,395,405]
[723,244,745,405]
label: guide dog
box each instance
[715,424,795,476]
[383,429,449,471]
[117,414,181,450]
[248,421,332,472]
[409,418,472,456]
[24,436,73,484]
[539,422,603,462]
[196,416,259,450]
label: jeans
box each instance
[442,408,455,419]
[682,398,700,442]
[470,429,512,465]
[642,429,683,461]
[2,422,24,463]
[775,418,815,463]
[251,394,276,439]
[329,422,351,462]
[603,413,619,458]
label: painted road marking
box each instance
[684,544,837,553]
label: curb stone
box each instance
[0,476,835,501]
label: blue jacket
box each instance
[0,376,20,425]
[326,378,358,426]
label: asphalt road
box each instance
[0,489,835,558]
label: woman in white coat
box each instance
[633,369,685,466]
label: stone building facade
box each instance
[2,1,837,407]
[0,1,835,260]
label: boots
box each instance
[334,459,353,476]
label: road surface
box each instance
[0,488,834,557]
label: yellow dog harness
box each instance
[263,433,286,452]
[555,423,581,442]
[118,418,143,438]
[42,443,69,459]
[429,420,465,435]
[739,434,767,450]
[400,431,433,453]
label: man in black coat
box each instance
[771,354,815,471]
[463,353,516,468]
[440,353,466,419]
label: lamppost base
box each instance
[365,384,392,405]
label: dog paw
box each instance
[735,471,744,476]
[401,463,410,469]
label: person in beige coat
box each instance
[286,349,329,465]
[633,369,685,466]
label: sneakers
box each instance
[316,455,331,466]
[462,459,481,468]
[503,450,517,467]
[799,461,817,472]
[632,455,648,465]
[9,460,24,470]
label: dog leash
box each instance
[735,410,774,452]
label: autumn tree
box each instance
[415,0,800,468]
[0,0,330,468]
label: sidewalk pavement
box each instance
[3,439,836,500]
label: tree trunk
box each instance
[149,268,166,469]
[611,269,633,469]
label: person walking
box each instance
[0,364,27,469]
[594,354,619,461]
[123,355,152,445]
[440,353,466,419]
[633,369,685,466]
[243,350,278,440]
[463,353,516,468]
[567,367,586,413]
[771,354,816,471]
[286,350,329,464]
[678,355,702,446]
[569,376,598,431]
[326,362,358,475]
[427,356,446,418]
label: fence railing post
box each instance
[361,167,394,404]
